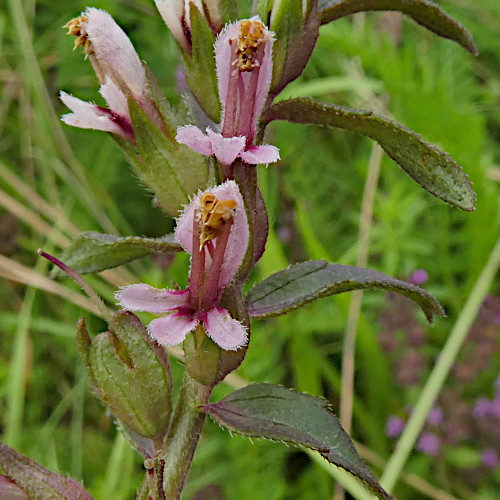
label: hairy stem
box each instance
[162,372,213,499]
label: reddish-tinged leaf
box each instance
[201,384,393,500]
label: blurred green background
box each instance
[1,0,500,498]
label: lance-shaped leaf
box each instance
[262,98,475,211]
[129,98,209,217]
[319,0,477,55]
[246,260,444,321]
[52,231,182,277]
[201,383,392,500]
[0,443,93,500]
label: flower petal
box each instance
[204,306,247,350]
[176,125,213,156]
[84,8,147,100]
[148,313,198,345]
[116,284,190,313]
[154,0,187,51]
[215,22,239,130]
[175,180,249,289]
[60,91,131,140]
[206,129,245,166]
[240,144,280,165]
[99,76,129,119]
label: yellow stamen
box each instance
[64,16,93,57]
[236,19,266,72]
[198,193,236,250]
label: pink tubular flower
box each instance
[176,18,280,166]
[116,180,249,350]
[60,8,163,140]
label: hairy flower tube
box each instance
[176,18,280,166]
[116,180,249,350]
[60,8,163,141]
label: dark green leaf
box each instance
[319,0,477,55]
[53,231,182,276]
[262,98,475,211]
[221,0,238,22]
[246,260,444,321]
[0,443,93,500]
[129,98,209,216]
[201,383,392,500]
[184,4,220,123]
[269,0,305,90]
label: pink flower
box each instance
[60,77,135,143]
[116,181,249,350]
[176,18,280,166]
[61,8,163,139]
[154,0,207,53]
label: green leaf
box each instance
[270,0,320,95]
[129,98,209,216]
[0,443,93,500]
[246,260,444,321]
[262,98,476,211]
[53,231,182,276]
[201,383,392,500]
[183,4,220,123]
[221,0,238,22]
[318,0,477,55]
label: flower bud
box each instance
[77,311,172,440]
[183,323,221,386]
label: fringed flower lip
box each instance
[60,77,135,143]
[175,17,280,166]
[116,180,249,351]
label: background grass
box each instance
[1,0,500,498]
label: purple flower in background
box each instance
[176,18,280,166]
[409,269,429,286]
[473,397,492,419]
[417,432,441,457]
[491,393,500,418]
[385,415,405,439]
[117,181,249,350]
[493,314,500,326]
[481,448,499,469]
[426,406,444,427]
